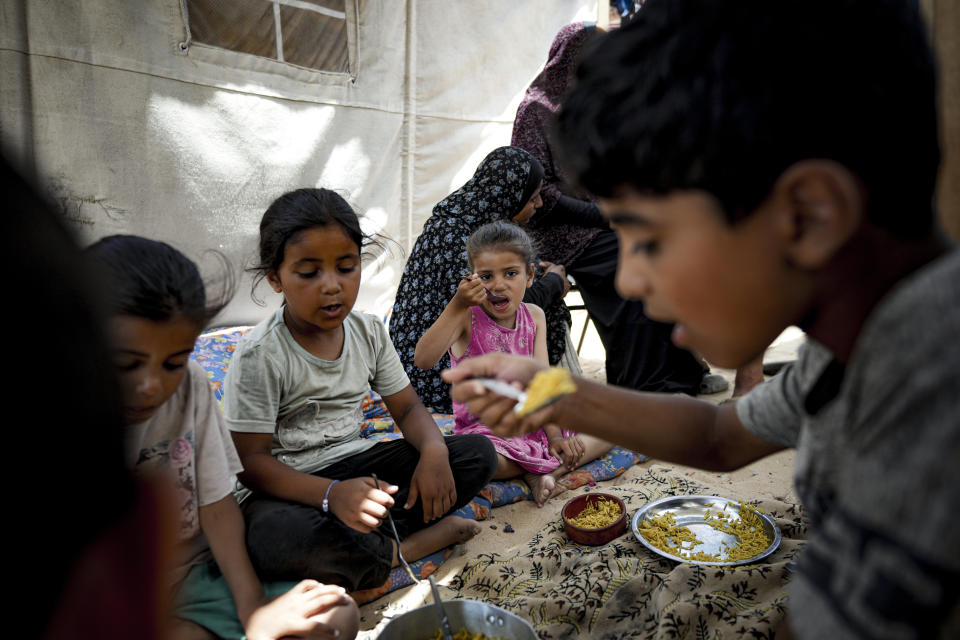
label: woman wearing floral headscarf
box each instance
[390,146,575,413]
[511,22,716,396]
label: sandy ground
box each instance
[358,312,804,635]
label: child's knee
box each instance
[452,434,499,477]
[245,500,317,552]
[495,453,521,478]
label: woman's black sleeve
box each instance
[522,272,565,307]
[540,195,608,229]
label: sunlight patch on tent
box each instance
[147,93,331,179]
[320,137,370,195]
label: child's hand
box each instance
[452,273,487,309]
[408,443,457,522]
[328,477,397,533]
[245,580,356,640]
[549,433,585,470]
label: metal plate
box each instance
[631,494,781,566]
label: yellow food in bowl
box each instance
[568,498,623,529]
[517,367,576,416]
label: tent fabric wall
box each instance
[1,0,595,324]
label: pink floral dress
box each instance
[451,304,571,473]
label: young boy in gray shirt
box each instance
[443,1,959,637]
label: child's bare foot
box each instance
[524,472,557,507]
[397,515,480,564]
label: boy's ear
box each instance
[265,270,284,293]
[774,160,865,270]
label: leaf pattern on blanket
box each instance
[441,471,807,639]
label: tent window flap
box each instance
[185,0,350,74]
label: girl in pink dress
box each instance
[415,221,612,506]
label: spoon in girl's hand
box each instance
[485,290,509,305]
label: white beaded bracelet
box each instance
[322,479,340,513]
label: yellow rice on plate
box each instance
[638,501,770,563]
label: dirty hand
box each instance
[327,477,397,533]
[442,353,551,437]
[408,442,457,522]
[453,273,487,309]
[549,433,585,470]
[245,580,354,640]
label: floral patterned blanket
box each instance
[364,464,807,639]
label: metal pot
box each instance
[377,599,538,640]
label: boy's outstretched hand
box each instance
[245,579,358,640]
[408,442,457,522]
[328,477,397,533]
[442,353,552,437]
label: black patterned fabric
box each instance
[389,146,569,413]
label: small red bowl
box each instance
[561,492,627,545]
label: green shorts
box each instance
[175,560,298,640]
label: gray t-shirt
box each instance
[223,309,410,476]
[126,359,243,586]
[737,249,960,639]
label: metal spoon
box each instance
[428,574,456,640]
[371,473,418,583]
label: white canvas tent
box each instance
[1,0,597,324]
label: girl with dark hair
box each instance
[390,146,577,414]
[249,188,384,299]
[7,157,161,640]
[89,234,360,640]
[223,188,497,592]
[415,221,612,507]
